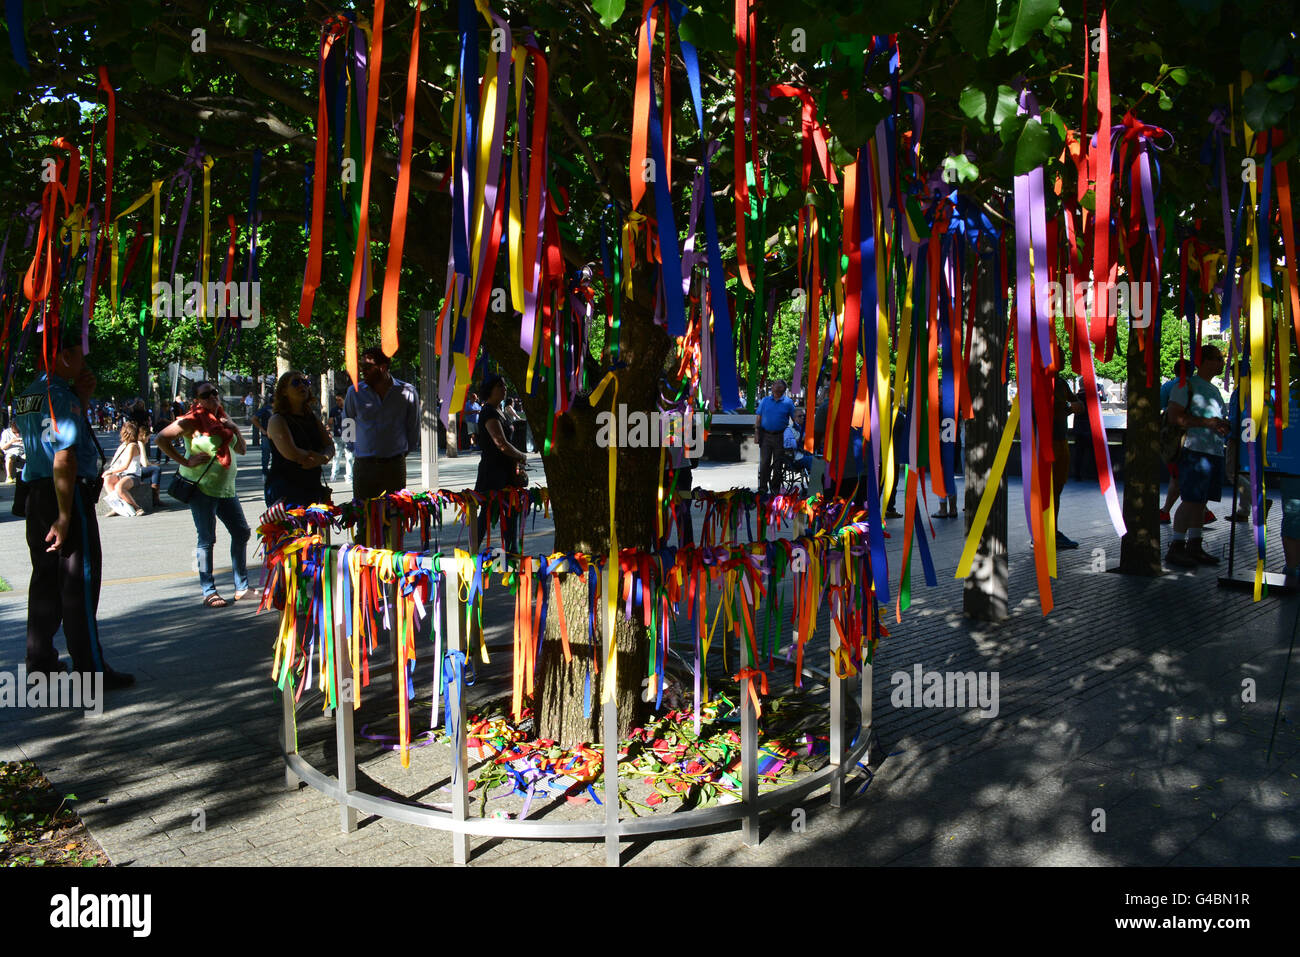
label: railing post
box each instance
[740,677,759,846]
[332,540,358,834]
[829,600,844,809]
[448,562,470,865]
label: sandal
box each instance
[233,588,260,602]
[203,593,229,608]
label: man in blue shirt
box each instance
[14,342,133,689]
[344,346,420,502]
[754,379,796,495]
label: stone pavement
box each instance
[0,431,1297,866]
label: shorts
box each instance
[1278,475,1300,540]
[1176,448,1224,504]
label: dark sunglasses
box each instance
[291,378,311,388]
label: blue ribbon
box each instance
[441,650,476,783]
[6,0,26,72]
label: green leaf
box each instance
[592,0,626,30]
[1243,84,1295,131]
[1158,92,1173,111]
[131,43,183,85]
[942,154,980,184]
[1007,0,1058,53]
[1241,29,1288,73]
[676,10,732,52]
[1141,82,1158,94]
[1013,117,1054,175]
[949,0,997,58]
[958,83,1019,131]
[1267,75,1300,94]
[1168,68,1190,86]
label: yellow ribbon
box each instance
[199,155,214,323]
[508,52,526,314]
[107,183,157,315]
[956,396,1021,577]
[588,371,620,704]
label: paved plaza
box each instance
[0,429,1297,866]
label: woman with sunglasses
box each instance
[265,370,334,510]
[157,381,252,609]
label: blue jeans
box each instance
[189,490,250,598]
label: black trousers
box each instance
[24,477,108,673]
[353,454,407,503]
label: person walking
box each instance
[755,379,796,495]
[13,342,133,688]
[328,393,353,484]
[471,373,528,554]
[252,394,274,474]
[1165,345,1231,568]
[156,381,253,607]
[465,392,482,450]
[344,347,420,502]
[265,370,335,509]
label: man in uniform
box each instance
[14,342,134,688]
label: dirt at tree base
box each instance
[0,760,111,867]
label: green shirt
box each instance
[1168,375,1228,456]
[180,432,237,498]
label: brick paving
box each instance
[0,432,1297,866]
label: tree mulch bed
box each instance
[0,760,111,867]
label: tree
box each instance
[3,0,1298,742]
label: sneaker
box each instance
[1185,541,1220,565]
[885,508,902,519]
[1165,541,1198,568]
[1055,531,1079,550]
[1203,509,1216,524]
[1159,510,1171,524]
[105,495,135,518]
[1231,511,1249,523]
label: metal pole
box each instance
[603,645,621,867]
[449,564,470,865]
[420,309,440,491]
[740,677,759,846]
[829,605,844,808]
[333,542,358,834]
[282,681,297,790]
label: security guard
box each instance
[14,341,134,688]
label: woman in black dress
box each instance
[265,370,335,509]
[472,373,528,552]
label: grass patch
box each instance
[0,577,10,593]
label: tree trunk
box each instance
[475,263,670,744]
[1119,323,1163,575]
[275,311,293,378]
[963,257,1010,620]
[531,403,666,744]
